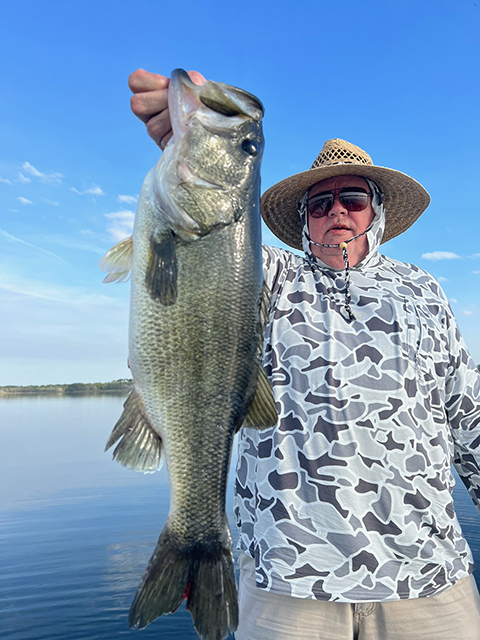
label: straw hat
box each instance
[261,139,430,249]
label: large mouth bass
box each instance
[100,69,277,640]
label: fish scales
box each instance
[101,69,277,640]
[133,219,262,537]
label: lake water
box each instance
[0,395,479,639]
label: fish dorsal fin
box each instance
[99,235,133,283]
[241,282,277,430]
[145,230,178,305]
[259,281,270,329]
[243,365,277,430]
[105,389,163,473]
[256,281,272,359]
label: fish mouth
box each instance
[168,69,264,139]
[169,70,202,140]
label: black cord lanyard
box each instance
[305,223,374,322]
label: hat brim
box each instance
[261,164,430,249]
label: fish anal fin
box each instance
[99,236,133,283]
[243,365,278,431]
[146,230,178,305]
[105,390,163,473]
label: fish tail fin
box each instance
[186,534,238,640]
[129,524,238,640]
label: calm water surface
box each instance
[0,395,479,639]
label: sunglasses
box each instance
[308,187,371,218]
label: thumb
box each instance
[187,70,207,86]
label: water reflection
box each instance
[0,395,235,639]
[0,395,478,639]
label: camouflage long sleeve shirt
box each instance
[234,225,480,603]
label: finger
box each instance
[187,70,207,86]
[146,110,173,148]
[128,68,169,93]
[130,89,169,123]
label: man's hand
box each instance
[128,69,206,150]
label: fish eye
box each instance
[241,139,259,156]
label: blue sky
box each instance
[0,0,479,385]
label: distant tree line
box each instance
[2,366,480,396]
[0,379,133,396]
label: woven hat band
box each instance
[310,138,373,169]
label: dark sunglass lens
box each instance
[339,193,369,211]
[308,195,333,218]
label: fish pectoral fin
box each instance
[99,235,133,283]
[243,365,278,431]
[146,230,178,305]
[105,390,163,473]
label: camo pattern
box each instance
[234,226,480,602]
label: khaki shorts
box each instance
[235,552,480,640]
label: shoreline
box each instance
[0,379,133,397]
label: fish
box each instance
[100,69,277,640]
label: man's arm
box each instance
[443,310,480,511]
[128,69,205,149]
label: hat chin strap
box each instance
[305,223,373,323]
[305,222,374,249]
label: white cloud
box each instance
[18,172,32,183]
[118,194,138,205]
[41,198,59,206]
[0,177,12,185]
[449,298,458,304]
[105,211,135,241]
[0,276,122,307]
[38,233,105,255]
[22,161,63,184]
[463,310,474,316]
[421,251,461,261]
[437,276,448,283]
[473,271,480,275]
[17,197,33,205]
[71,185,105,197]
[0,227,66,263]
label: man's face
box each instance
[307,175,375,247]
[308,176,375,244]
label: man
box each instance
[128,69,480,640]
